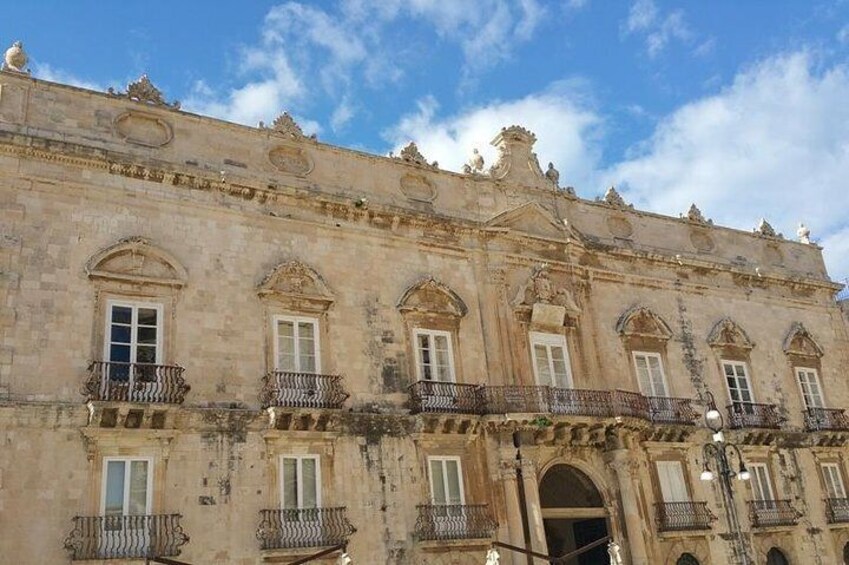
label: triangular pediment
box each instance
[616,306,673,340]
[783,322,823,358]
[486,202,582,243]
[397,277,468,318]
[708,318,755,350]
[258,260,334,312]
[86,237,186,287]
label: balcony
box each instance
[408,381,485,414]
[64,514,189,560]
[259,371,349,409]
[747,500,800,527]
[84,362,189,404]
[727,402,783,430]
[655,502,714,532]
[826,498,849,523]
[256,507,355,551]
[415,505,498,541]
[804,408,849,432]
[647,396,698,425]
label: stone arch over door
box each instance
[766,547,790,565]
[843,541,849,564]
[676,553,699,565]
[539,464,611,564]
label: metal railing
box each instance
[64,514,189,560]
[84,362,189,404]
[747,500,799,527]
[655,501,714,532]
[550,387,617,418]
[804,408,849,432]
[415,504,498,541]
[826,498,849,523]
[256,508,355,550]
[408,381,485,414]
[485,385,551,414]
[727,402,782,429]
[647,396,698,424]
[259,371,349,409]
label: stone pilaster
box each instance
[606,449,649,565]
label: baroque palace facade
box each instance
[1,46,849,565]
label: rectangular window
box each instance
[749,463,774,501]
[428,456,465,505]
[274,316,320,373]
[722,360,754,404]
[797,368,825,409]
[655,461,689,503]
[529,332,572,388]
[102,457,152,518]
[280,455,321,509]
[105,301,163,368]
[414,329,455,382]
[822,463,847,499]
[633,352,668,397]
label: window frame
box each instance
[654,460,691,503]
[427,455,466,506]
[721,359,755,404]
[100,456,154,517]
[272,314,321,374]
[632,351,669,397]
[748,462,775,501]
[529,331,573,389]
[795,366,825,409]
[413,328,456,383]
[103,300,164,365]
[279,454,322,510]
[821,463,847,499]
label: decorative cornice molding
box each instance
[107,75,180,110]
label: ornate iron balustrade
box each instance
[826,498,849,523]
[64,514,189,560]
[407,381,485,414]
[484,385,551,414]
[611,389,651,419]
[726,401,782,429]
[84,362,189,404]
[747,500,799,527]
[804,408,849,432]
[655,502,714,532]
[259,371,349,409]
[256,507,355,550]
[549,387,614,417]
[647,396,698,425]
[415,504,498,541]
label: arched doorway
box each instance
[766,547,789,565]
[843,541,849,565]
[539,464,609,565]
[676,553,700,565]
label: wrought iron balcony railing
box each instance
[549,387,616,418]
[727,402,783,430]
[747,500,799,527]
[484,385,552,414]
[259,371,349,409]
[655,501,714,532]
[804,408,849,432]
[826,498,849,523]
[415,504,498,541]
[64,514,189,560]
[647,396,698,425]
[256,507,355,550]
[407,381,485,414]
[84,362,189,404]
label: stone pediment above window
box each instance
[616,306,673,341]
[783,322,823,358]
[257,260,334,312]
[86,237,187,287]
[707,318,755,350]
[397,277,468,319]
[485,202,583,244]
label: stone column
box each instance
[606,449,649,565]
[500,461,526,565]
[519,459,548,564]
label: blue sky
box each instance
[4,1,849,283]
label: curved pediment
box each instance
[257,260,334,311]
[783,322,823,358]
[86,237,187,287]
[616,306,673,340]
[707,318,755,350]
[397,277,468,318]
[486,202,583,244]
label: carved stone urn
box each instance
[3,41,27,73]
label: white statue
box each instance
[463,148,485,174]
[797,223,811,244]
[2,41,28,73]
[607,541,623,565]
[485,547,500,565]
[336,551,352,565]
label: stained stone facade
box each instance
[1,67,849,565]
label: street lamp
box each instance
[700,391,752,565]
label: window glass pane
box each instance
[137,327,157,345]
[282,458,297,509]
[302,459,317,508]
[430,460,446,504]
[128,461,148,515]
[298,322,315,340]
[534,344,552,386]
[110,325,131,344]
[550,347,569,387]
[137,308,158,326]
[277,321,296,371]
[105,461,126,516]
[136,346,156,364]
[724,364,735,377]
[635,355,652,395]
[110,345,131,364]
[445,460,462,504]
[112,306,132,324]
[418,335,433,380]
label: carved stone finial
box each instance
[545,162,560,188]
[797,223,811,244]
[462,148,485,174]
[261,111,316,140]
[682,203,712,224]
[2,41,28,74]
[108,75,180,109]
[754,218,782,239]
[394,142,438,169]
[488,125,550,189]
[601,186,632,209]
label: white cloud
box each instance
[384,81,603,190]
[32,62,104,91]
[626,0,657,32]
[838,24,849,45]
[603,51,849,279]
[331,98,355,131]
[623,0,693,58]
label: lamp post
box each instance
[700,391,752,565]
